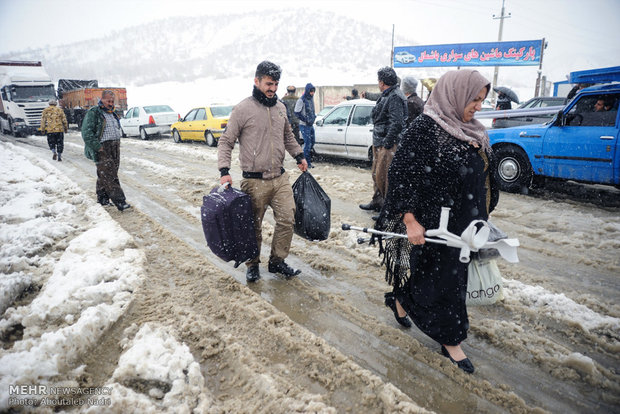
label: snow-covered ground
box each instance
[1,132,619,413]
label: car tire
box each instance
[140,127,149,140]
[494,146,533,193]
[172,129,182,143]
[121,127,127,138]
[367,147,373,163]
[205,131,217,147]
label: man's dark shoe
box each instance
[52,153,57,160]
[97,196,110,206]
[359,202,379,211]
[246,265,261,283]
[114,202,131,211]
[268,261,301,279]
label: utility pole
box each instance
[492,0,510,103]
[390,24,395,68]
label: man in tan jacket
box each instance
[218,61,308,283]
[40,100,68,161]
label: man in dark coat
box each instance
[281,86,301,145]
[400,76,424,125]
[359,67,407,213]
[81,90,131,211]
[294,83,317,168]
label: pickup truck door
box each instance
[541,93,619,184]
[345,104,374,160]
[314,105,352,157]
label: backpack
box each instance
[201,185,259,267]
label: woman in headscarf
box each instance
[379,69,499,374]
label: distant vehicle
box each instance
[478,100,495,129]
[314,99,375,161]
[170,105,233,146]
[488,83,619,192]
[394,51,416,64]
[492,96,565,129]
[315,105,333,123]
[120,105,179,140]
[57,79,127,128]
[0,60,55,136]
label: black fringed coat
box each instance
[379,114,499,345]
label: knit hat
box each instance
[401,76,419,95]
[49,99,57,105]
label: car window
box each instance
[317,106,333,117]
[144,105,173,113]
[520,99,539,109]
[125,108,134,118]
[195,108,206,120]
[350,105,373,126]
[566,93,618,127]
[184,109,198,122]
[322,106,352,126]
[211,106,233,117]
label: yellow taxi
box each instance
[170,105,233,146]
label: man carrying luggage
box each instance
[218,61,308,283]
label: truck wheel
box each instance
[494,146,533,193]
[205,131,216,147]
[172,129,182,143]
[140,127,149,140]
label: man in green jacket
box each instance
[81,90,131,211]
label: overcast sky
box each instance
[1,0,619,84]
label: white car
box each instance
[314,99,375,161]
[315,105,333,123]
[121,105,179,140]
[394,51,416,64]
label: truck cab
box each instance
[0,61,56,136]
[488,83,619,192]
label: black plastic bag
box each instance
[292,172,331,241]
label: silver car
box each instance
[314,100,375,161]
[492,96,565,128]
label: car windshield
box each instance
[211,106,233,117]
[318,106,333,116]
[10,84,56,102]
[143,105,174,113]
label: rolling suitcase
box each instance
[201,185,259,267]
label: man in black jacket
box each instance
[359,67,407,213]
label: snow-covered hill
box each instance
[1,9,431,87]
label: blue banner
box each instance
[393,40,543,67]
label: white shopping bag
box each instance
[466,258,504,306]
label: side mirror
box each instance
[316,119,324,126]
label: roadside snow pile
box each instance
[0,142,145,411]
[84,323,212,413]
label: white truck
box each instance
[0,60,56,136]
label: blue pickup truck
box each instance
[488,83,619,192]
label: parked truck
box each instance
[0,60,56,136]
[57,79,127,127]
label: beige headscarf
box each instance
[423,70,491,150]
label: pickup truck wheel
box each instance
[495,147,533,193]
[172,129,182,143]
[205,131,216,147]
[140,127,149,140]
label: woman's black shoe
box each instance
[384,293,412,328]
[441,346,475,374]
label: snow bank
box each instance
[0,142,145,411]
[83,323,212,413]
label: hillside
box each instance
[0,9,430,86]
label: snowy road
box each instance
[2,130,619,413]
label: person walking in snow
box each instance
[281,85,301,145]
[294,83,317,168]
[40,99,68,162]
[400,76,425,126]
[218,61,308,283]
[377,69,499,374]
[81,90,131,211]
[359,67,407,215]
